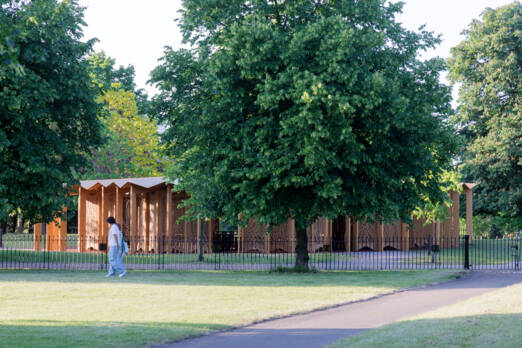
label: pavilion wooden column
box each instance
[183,219,189,253]
[265,232,271,254]
[115,186,123,226]
[344,216,351,252]
[101,187,109,249]
[97,189,103,249]
[58,207,67,252]
[166,185,173,252]
[196,217,201,255]
[45,222,52,251]
[78,187,87,252]
[34,223,42,251]
[375,221,384,252]
[323,218,330,249]
[290,218,296,253]
[237,214,244,253]
[208,219,216,254]
[145,193,150,252]
[130,184,138,253]
[400,221,409,251]
[310,222,317,252]
[352,219,359,252]
[237,225,244,253]
[46,221,57,251]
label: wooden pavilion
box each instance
[33,178,476,253]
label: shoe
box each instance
[119,272,127,278]
[105,274,114,277]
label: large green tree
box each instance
[0,0,102,223]
[151,0,456,268]
[448,2,521,229]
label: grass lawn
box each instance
[330,282,522,348]
[0,270,459,348]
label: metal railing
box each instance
[1,234,520,271]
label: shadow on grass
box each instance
[0,269,460,287]
[0,320,227,348]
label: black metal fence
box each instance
[1,234,520,271]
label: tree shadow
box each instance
[0,319,227,348]
[0,269,460,287]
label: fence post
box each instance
[464,235,470,270]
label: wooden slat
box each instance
[265,232,271,254]
[102,187,109,248]
[323,218,329,248]
[130,184,138,253]
[435,221,442,247]
[196,218,201,254]
[78,187,86,252]
[401,221,409,251]
[145,193,150,252]
[98,189,103,248]
[290,218,296,253]
[34,223,42,251]
[375,221,383,252]
[59,206,67,252]
[183,219,188,253]
[166,184,173,251]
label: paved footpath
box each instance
[154,271,521,348]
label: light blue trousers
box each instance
[107,246,126,276]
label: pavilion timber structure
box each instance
[33,178,476,253]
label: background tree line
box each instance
[0,0,164,241]
[1,0,519,263]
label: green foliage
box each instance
[413,169,461,223]
[82,53,163,179]
[0,1,22,73]
[448,2,522,229]
[87,51,149,114]
[461,214,519,238]
[151,0,456,266]
[0,0,102,223]
[84,86,166,179]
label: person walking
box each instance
[106,216,126,277]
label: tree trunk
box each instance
[295,227,309,270]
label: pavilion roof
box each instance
[80,177,177,191]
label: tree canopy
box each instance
[83,52,165,179]
[448,1,521,229]
[84,85,166,179]
[151,0,456,268]
[0,1,21,72]
[87,51,149,114]
[0,0,102,223]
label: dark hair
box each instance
[107,216,116,224]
